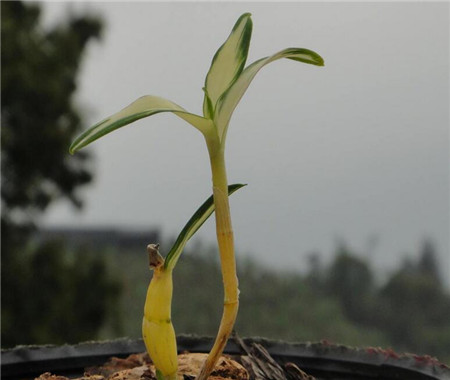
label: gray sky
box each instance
[41,2,449,281]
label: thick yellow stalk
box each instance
[142,245,178,380]
[197,143,239,380]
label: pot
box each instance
[2,335,449,380]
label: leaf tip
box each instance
[68,143,77,155]
[240,13,253,29]
[231,13,253,37]
[310,50,325,66]
[238,12,252,21]
[316,55,325,67]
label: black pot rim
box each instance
[2,335,449,380]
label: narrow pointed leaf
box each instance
[202,13,252,117]
[69,95,212,153]
[164,183,246,271]
[215,47,324,142]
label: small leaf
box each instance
[215,47,324,142]
[69,95,212,153]
[164,184,246,271]
[202,13,253,117]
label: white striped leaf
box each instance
[202,13,252,118]
[214,47,325,142]
[164,183,246,271]
[69,95,212,153]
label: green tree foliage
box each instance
[378,243,450,358]
[1,1,123,347]
[417,239,443,286]
[316,241,450,362]
[1,1,100,218]
[1,240,123,346]
[235,258,386,346]
[323,245,377,326]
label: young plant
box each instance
[142,184,244,380]
[70,12,324,380]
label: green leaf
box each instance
[164,183,246,271]
[69,95,212,154]
[214,47,324,142]
[202,13,252,118]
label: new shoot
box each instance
[70,12,324,380]
[142,184,244,380]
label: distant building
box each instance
[35,226,161,251]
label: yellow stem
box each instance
[142,264,178,379]
[197,142,239,380]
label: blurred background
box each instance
[2,1,449,364]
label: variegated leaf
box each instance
[202,13,252,118]
[70,95,212,153]
[214,47,324,142]
[164,183,246,271]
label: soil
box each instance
[34,337,314,380]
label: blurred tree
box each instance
[378,242,450,360]
[1,1,123,347]
[417,239,442,286]
[2,240,123,346]
[235,256,386,346]
[324,245,376,325]
[304,251,324,293]
[1,1,100,219]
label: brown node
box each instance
[147,244,164,269]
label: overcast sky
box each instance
[41,2,449,281]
